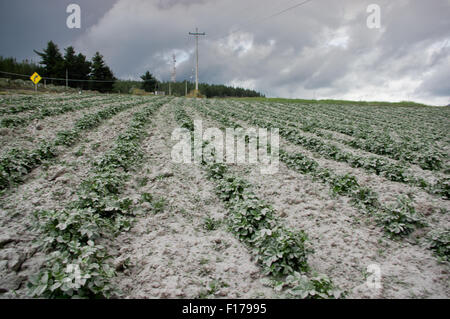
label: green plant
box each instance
[74,146,85,157]
[91,142,101,151]
[197,279,228,299]
[137,176,149,187]
[28,247,115,298]
[253,227,310,276]
[281,272,345,299]
[376,196,427,238]
[55,130,79,146]
[140,193,166,214]
[329,174,359,195]
[350,187,379,212]
[203,217,220,231]
[425,229,449,262]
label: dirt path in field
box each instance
[0,101,151,298]
[111,100,276,298]
[186,99,450,299]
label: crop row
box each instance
[275,100,449,154]
[0,97,155,191]
[256,100,448,151]
[27,97,167,298]
[0,93,98,105]
[273,100,450,135]
[262,100,448,172]
[246,100,446,139]
[233,101,447,171]
[214,100,449,193]
[194,102,426,235]
[191,100,449,261]
[335,103,449,127]
[0,94,104,115]
[205,100,449,199]
[173,102,344,298]
[0,95,127,128]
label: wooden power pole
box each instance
[189,27,205,97]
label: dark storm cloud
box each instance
[0,0,117,61]
[1,0,449,105]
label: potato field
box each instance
[0,93,448,299]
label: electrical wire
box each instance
[2,0,318,83]
[207,0,317,42]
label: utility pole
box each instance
[185,80,187,96]
[66,69,68,89]
[189,27,206,96]
[171,54,177,83]
[170,54,176,96]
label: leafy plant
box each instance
[141,193,166,214]
[32,209,103,251]
[350,187,379,212]
[329,174,359,196]
[425,229,449,262]
[203,217,221,231]
[253,227,310,276]
[28,246,115,298]
[376,196,427,238]
[281,272,345,299]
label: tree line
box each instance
[0,56,44,79]
[0,40,264,97]
[113,71,263,97]
[111,78,264,97]
[33,41,115,92]
[157,81,263,98]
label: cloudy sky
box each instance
[1,0,449,105]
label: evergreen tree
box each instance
[0,56,44,80]
[140,71,158,92]
[90,52,115,92]
[73,53,91,90]
[34,41,65,84]
[63,46,77,88]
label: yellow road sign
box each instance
[30,72,42,85]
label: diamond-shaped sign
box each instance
[30,72,42,85]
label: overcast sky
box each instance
[1,0,449,105]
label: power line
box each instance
[169,1,316,83]
[208,0,316,42]
[2,1,317,85]
[211,0,297,38]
